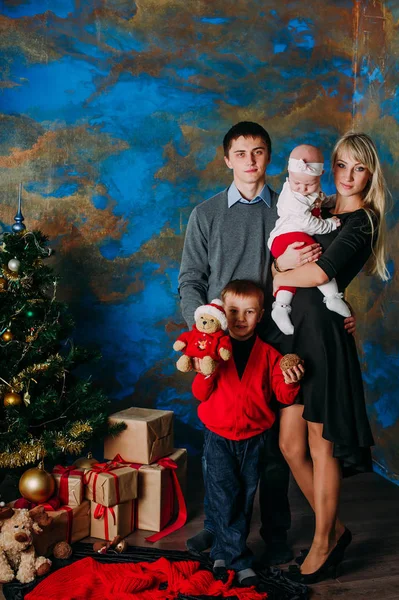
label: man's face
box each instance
[224,136,270,189]
[224,292,264,341]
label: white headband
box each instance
[288,157,324,176]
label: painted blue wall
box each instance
[0,1,397,479]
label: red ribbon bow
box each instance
[14,496,61,511]
[84,462,121,504]
[111,454,187,542]
[53,464,84,506]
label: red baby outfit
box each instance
[175,325,232,361]
[192,336,299,441]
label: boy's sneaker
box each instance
[186,529,214,555]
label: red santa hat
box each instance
[194,298,228,331]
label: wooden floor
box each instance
[123,458,399,599]
[2,459,399,599]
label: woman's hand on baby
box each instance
[283,363,305,384]
[278,241,322,270]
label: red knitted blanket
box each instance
[25,556,267,600]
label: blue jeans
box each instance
[203,418,290,545]
[204,429,267,571]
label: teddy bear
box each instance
[173,299,232,376]
[0,505,52,584]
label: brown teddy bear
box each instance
[0,505,52,584]
[173,299,232,376]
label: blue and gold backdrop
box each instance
[0,1,397,480]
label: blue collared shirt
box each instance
[227,181,271,208]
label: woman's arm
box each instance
[274,262,328,293]
[274,210,373,291]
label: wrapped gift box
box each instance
[103,407,174,464]
[90,499,135,541]
[53,465,84,507]
[134,448,187,532]
[33,500,90,557]
[84,463,138,507]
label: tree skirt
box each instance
[3,543,308,600]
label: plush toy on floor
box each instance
[0,505,52,584]
[173,299,232,376]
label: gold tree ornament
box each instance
[19,463,55,503]
[1,329,14,342]
[74,452,99,469]
[0,277,8,292]
[4,391,23,407]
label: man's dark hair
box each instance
[223,122,272,157]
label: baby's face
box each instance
[288,171,321,196]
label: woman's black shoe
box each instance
[295,527,352,566]
[286,544,344,584]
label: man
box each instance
[178,121,342,565]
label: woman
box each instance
[273,132,389,583]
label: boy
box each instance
[192,280,304,586]
[268,144,351,335]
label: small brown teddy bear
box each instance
[173,299,232,376]
[0,505,52,584]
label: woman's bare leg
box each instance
[300,422,343,574]
[279,405,315,510]
[279,407,345,556]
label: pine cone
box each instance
[280,353,303,372]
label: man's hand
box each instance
[283,363,305,385]
[277,241,322,271]
[344,314,356,335]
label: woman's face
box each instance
[333,150,371,200]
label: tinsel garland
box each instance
[0,354,64,394]
[0,440,45,468]
[69,421,93,438]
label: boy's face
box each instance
[224,136,270,189]
[288,171,321,196]
[223,292,264,341]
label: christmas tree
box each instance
[0,197,124,491]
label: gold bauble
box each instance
[74,453,98,469]
[19,466,55,503]
[1,329,14,342]
[0,277,7,292]
[4,391,22,407]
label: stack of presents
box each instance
[26,408,187,556]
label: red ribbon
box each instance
[83,462,121,505]
[53,465,83,506]
[93,504,116,541]
[111,454,187,542]
[14,496,61,510]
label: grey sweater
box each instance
[178,186,279,328]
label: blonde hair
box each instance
[331,132,390,281]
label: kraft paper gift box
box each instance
[90,499,135,541]
[33,500,90,557]
[52,465,84,508]
[84,462,138,507]
[103,407,174,464]
[135,448,187,532]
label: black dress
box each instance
[290,207,376,475]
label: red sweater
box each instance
[193,336,300,441]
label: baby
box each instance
[268,144,351,336]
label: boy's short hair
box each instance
[221,280,264,306]
[223,122,272,157]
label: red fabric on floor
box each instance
[25,556,267,600]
